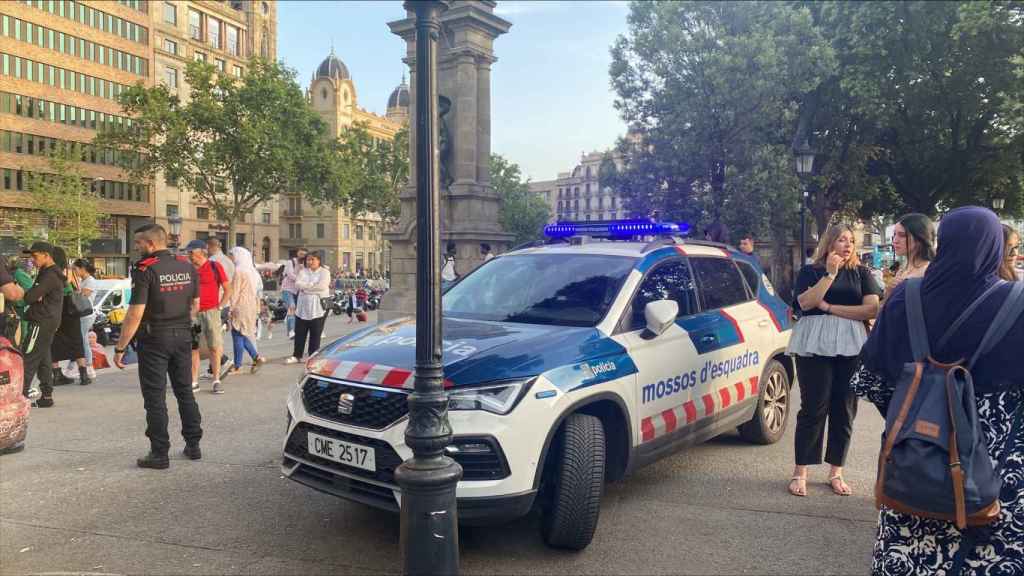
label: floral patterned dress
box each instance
[851,368,1024,575]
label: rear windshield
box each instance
[443,253,635,327]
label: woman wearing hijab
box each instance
[857,207,1024,575]
[226,247,266,375]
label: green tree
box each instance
[96,59,333,247]
[492,154,550,246]
[323,123,409,224]
[21,143,107,258]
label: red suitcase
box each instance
[0,336,29,454]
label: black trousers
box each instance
[21,319,59,397]
[293,315,325,360]
[794,355,860,467]
[137,328,202,454]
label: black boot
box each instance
[52,367,74,386]
[137,451,170,469]
[36,394,54,408]
[79,366,92,386]
[183,443,202,460]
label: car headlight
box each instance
[447,378,535,415]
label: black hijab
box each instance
[862,207,1022,393]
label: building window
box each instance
[355,253,364,273]
[355,225,364,240]
[226,25,238,56]
[163,2,176,24]
[369,227,376,241]
[188,9,201,40]
[207,17,220,47]
[196,207,209,219]
[233,65,242,78]
[215,58,225,72]
[163,38,177,54]
[164,66,177,90]
[342,252,351,271]
[261,212,271,225]
[321,87,328,101]
[343,224,350,240]
[262,1,269,15]
[236,233,245,248]
[260,27,269,58]
[166,204,179,217]
[194,51,206,63]
[316,223,325,239]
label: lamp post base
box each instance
[396,455,463,576]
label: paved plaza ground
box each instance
[1,311,881,575]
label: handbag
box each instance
[64,274,93,319]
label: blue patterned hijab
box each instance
[862,207,1022,393]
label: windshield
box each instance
[443,253,635,327]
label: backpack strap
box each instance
[935,281,1006,353]
[969,281,1024,368]
[904,278,930,361]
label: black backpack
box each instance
[876,279,1024,528]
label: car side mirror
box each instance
[644,300,678,337]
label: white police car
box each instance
[282,220,793,550]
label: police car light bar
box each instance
[544,219,690,239]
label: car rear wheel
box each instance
[540,413,605,551]
[739,359,790,445]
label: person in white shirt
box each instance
[285,252,330,364]
[206,237,235,281]
[480,243,494,262]
[441,241,458,290]
[280,248,307,339]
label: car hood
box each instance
[305,316,629,389]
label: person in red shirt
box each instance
[185,240,231,394]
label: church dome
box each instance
[316,50,349,81]
[388,76,410,109]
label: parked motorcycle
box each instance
[92,313,120,346]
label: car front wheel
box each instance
[738,359,790,445]
[540,412,605,551]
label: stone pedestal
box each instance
[382,1,514,321]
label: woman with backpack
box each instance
[857,207,1024,575]
[786,224,882,497]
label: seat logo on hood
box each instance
[337,393,355,415]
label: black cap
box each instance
[23,241,54,256]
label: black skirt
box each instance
[51,309,86,362]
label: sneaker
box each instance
[183,444,202,460]
[137,451,170,469]
[36,395,54,408]
[284,356,299,365]
[288,330,295,340]
[212,381,224,394]
[200,372,213,381]
[251,357,266,374]
[191,382,200,393]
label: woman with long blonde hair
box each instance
[786,224,882,497]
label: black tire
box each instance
[540,413,605,551]
[739,359,790,445]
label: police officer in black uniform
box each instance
[113,224,202,469]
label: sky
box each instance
[277,0,631,182]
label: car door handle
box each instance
[758,319,771,327]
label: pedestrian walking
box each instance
[855,207,1024,575]
[1000,224,1020,282]
[205,237,235,281]
[185,240,231,394]
[113,224,202,469]
[441,241,458,290]
[18,242,65,407]
[49,247,90,387]
[281,248,307,340]
[66,259,98,383]
[786,224,881,497]
[285,252,330,364]
[889,213,936,290]
[226,246,266,375]
[480,243,494,262]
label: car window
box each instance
[736,261,760,297]
[443,253,635,327]
[625,260,699,331]
[691,257,749,310]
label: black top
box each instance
[130,250,199,329]
[23,264,65,323]
[795,264,882,317]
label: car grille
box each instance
[285,422,404,485]
[302,378,409,430]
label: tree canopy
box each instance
[492,154,550,246]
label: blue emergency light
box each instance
[544,219,690,239]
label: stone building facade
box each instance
[0,0,281,274]
[278,50,408,275]
[529,150,627,224]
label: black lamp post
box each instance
[793,139,815,285]
[168,215,183,250]
[992,196,1006,213]
[395,2,462,575]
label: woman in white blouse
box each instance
[285,252,331,364]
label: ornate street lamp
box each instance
[168,215,183,249]
[396,2,462,575]
[793,139,815,287]
[992,196,1006,212]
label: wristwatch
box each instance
[115,347,126,354]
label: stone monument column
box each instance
[382,1,514,321]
